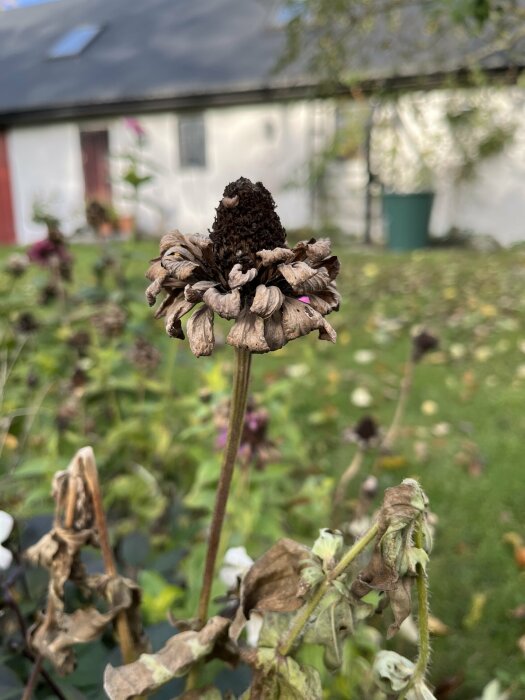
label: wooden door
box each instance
[80,129,111,202]
[0,130,16,245]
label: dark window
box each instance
[178,114,206,168]
[48,24,101,59]
[80,129,111,203]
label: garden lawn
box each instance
[1,239,525,698]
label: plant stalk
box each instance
[197,348,252,625]
[279,521,379,656]
[413,519,430,679]
[332,446,365,525]
[382,355,414,451]
[80,448,140,666]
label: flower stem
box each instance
[21,654,42,700]
[197,348,252,625]
[278,521,379,656]
[413,519,430,680]
[382,355,414,451]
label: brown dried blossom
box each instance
[146,177,340,356]
[128,337,162,372]
[92,304,127,338]
[412,330,439,363]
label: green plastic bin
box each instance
[382,192,434,251]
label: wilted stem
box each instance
[279,521,379,656]
[382,355,414,451]
[197,348,252,625]
[413,519,430,680]
[80,448,140,666]
[21,656,42,700]
[332,447,365,525]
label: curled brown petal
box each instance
[203,287,241,320]
[161,258,200,281]
[227,307,270,353]
[281,297,336,343]
[295,268,331,294]
[305,287,341,315]
[228,264,257,289]
[159,230,186,255]
[305,238,331,263]
[187,305,215,356]
[145,259,164,282]
[263,310,286,351]
[160,231,210,258]
[250,285,284,319]
[165,296,196,336]
[184,280,217,303]
[145,276,168,306]
[257,248,295,266]
[278,261,317,287]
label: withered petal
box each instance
[160,231,211,257]
[250,285,284,319]
[227,307,270,353]
[282,297,336,343]
[187,305,215,356]
[161,258,200,281]
[257,248,295,266]
[145,259,164,282]
[323,255,340,281]
[306,287,341,316]
[278,261,317,287]
[264,310,287,351]
[295,267,331,294]
[228,264,257,289]
[305,238,331,262]
[165,296,195,337]
[184,280,218,303]
[203,287,241,320]
[145,276,168,306]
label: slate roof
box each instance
[0,0,523,124]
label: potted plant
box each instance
[370,91,516,251]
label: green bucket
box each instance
[382,192,434,251]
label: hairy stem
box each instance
[279,521,379,656]
[413,519,430,680]
[80,448,140,666]
[382,355,414,451]
[197,348,252,625]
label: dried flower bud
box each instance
[345,415,380,449]
[67,330,91,357]
[360,475,379,500]
[412,330,439,363]
[128,337,161,372]
[15,312,38,335]
[92,304,127,338]
[5,252,29,277]
[145,177,340,356]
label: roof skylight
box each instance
[48,24,101,59]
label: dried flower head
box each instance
[92,304,127,339]
[344,415,380,449]
[27,232,73,281]
[14,311,39,335]
[5,252,29,277]
[146,177,340,356]
[128,337,161,372]
[412,330,439,363]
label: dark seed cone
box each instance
[412,330,439,362]
[210,177,286,276]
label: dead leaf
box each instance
[230,539,309,641]
[104,616,230,700]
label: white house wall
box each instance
[8,123,85,244]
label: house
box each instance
[1,0,525,245]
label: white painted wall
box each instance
[7,90,525,246]
[8,123,85,244]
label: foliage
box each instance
[0,241,524,697]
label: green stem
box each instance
[196,348,252,625]
[413,520,430,680]
[279,521,379,656]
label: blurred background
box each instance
[1,0,525,698]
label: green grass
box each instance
[2,239,525,698]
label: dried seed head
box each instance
[412,330,439,362]
[210,177,286,274]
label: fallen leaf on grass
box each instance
[104,616,230,700]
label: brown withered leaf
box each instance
[231,539,309,641]
[104,616,230,700]
[351,480,430,638]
